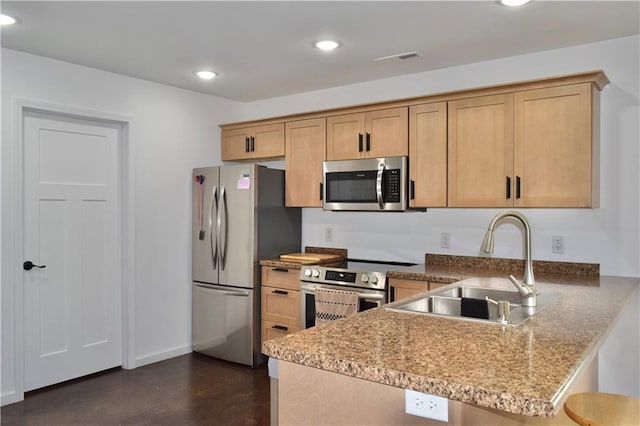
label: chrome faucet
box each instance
[480,211,537,307]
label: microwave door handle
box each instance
[376,161,385,209]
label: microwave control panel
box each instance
[384,169,401,202]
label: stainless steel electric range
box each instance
[299,260,415,329]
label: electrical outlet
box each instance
[405,389,448,421]
[325,227,333,243]
[440,232,450,249]
[552,236,564,254]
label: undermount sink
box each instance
[387,284,560,326]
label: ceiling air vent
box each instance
[373,51,420,62]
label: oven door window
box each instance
[304,292,380,328]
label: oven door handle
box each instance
[376,161,385,210]
[300,283,385,300]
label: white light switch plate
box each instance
[405,389,448,422]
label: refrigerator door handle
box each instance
[210,185,218,268]
[194,284,249,297]
[218,186,228,270]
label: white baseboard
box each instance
[1,390,23,407]
[134,344,192,368]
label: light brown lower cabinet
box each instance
[388,278,450,302]
[261,266,301,349]
[262,320,301,343]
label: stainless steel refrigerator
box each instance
[192,165,301,366]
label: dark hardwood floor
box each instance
[0,353,270,425]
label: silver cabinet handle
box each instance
[376,161,385,210]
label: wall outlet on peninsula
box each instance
[405,389,448,421]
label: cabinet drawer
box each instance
[261,320,301,348]
[261,266,300,291]
[261,286,300,326]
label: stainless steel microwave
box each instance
[323,156,408,211]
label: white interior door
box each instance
[23,111,122,392]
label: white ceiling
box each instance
[1,1,638,102]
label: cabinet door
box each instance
[262,266,300,291]
[365,107,408,158]
[409,102,447,207]
[514,83,595,207]
[448,94,514,207]
[261,286,300,326]
[428,281,449,291]
[221,128,252,161]
[252,123,285,158]
[285,118,326,207]
[326,113,365,160]
[261,320,301,347]
[388,278,429,302]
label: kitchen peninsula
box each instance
[262,256,639,425]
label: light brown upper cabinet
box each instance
[448,83,600,208]
[326,107,408,160]
[513,83,597,207]
[221,123,285,161]
[285,118,326,207]
[448,94,514,207]
[409,102,448,207]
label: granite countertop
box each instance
[388,253,601,285]
[262,273,639,417]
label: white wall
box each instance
[245,36,640,397]
[1,48,244,403]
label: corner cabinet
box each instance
[388,278,450,302]
[261,266,301,348]
[409,102,448,207]
[448,82,601,208]
[285,118,326,207]
[221,123,285,161]
[326,107,408,160]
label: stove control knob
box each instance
[361,274,369,283]
[369,275,379,284]
[304,269,313,277]
[312,269,320,278]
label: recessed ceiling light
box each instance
[195,71,217,80]
[500,0,531,6]
[0,14,17,25]
[313,40,341,51]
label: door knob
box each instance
[23,261,46,271]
